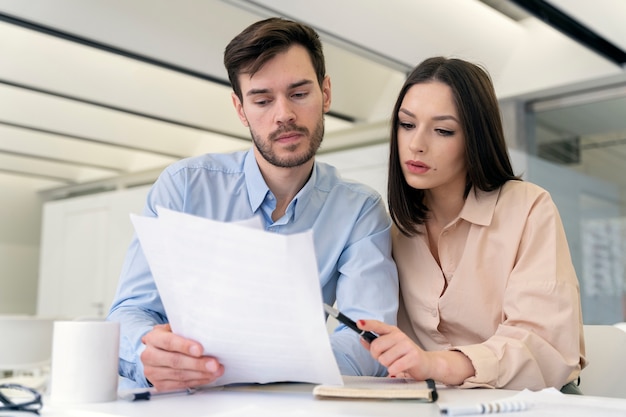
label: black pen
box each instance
[323,304,378,343]
[120,387,197,401]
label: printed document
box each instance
[130,207,343,387]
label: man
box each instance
[107,17,398,391]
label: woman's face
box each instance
[396,81,467,196]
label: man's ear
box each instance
[322,75,332,114]
[231,92,249,127]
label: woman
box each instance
[357,57,586,392]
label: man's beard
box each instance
[251,116,324,168]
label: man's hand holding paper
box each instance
[139,323,224,391]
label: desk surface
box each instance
[41,383,519,417]
[41,382,626,417]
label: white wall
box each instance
[317,143,390,206]
[0,179,43,314]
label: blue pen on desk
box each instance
[323,304,378,343]
[120,387,197,401]
[441,399,529,416]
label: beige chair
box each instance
[613,322,626,333]
[0,316,55,378]
[579,324,626,398]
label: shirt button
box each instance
[431,309,438,317]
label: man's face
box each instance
[232,45,331,168]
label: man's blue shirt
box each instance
[107,149,398,387]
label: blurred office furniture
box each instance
[37,186,149,319]
[614,322,626,333]
[0,315,54,390]
[579,324,626,398]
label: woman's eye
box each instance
[399,121,414,130]
[436,128,454,136]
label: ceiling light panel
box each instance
[0,124,176,172]
[0,84,250,157]
[0,21,248,137]
[0,152,118,184]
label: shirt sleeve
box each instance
[107,236,168,388]
[454,191,584,390]
[330,193,399,377]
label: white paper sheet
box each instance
[511,388,626,416]
[130,207,342,387]
[440,388,626,417]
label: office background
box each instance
[0,0,625,324]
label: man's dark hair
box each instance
[224,17,326,100]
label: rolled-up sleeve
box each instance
[456,190,584,389]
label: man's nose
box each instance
[274,96,296,125]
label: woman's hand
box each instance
[140,324,225,391]
[357,319,475,385]
[356,319,433,379]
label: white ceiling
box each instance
[0,0,625,197]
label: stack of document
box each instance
[439,388,626,416]
[131,207,343,387]
[314,376,437,401]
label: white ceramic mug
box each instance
[49,320,120,404]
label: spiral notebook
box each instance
[313,376,438,401]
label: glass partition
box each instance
[523,86,626,324]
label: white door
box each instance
[37,186,149,318]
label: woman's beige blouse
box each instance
[393,180,586,390]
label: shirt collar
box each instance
[458,186,500,226]
[243,148,317,221]
[244,149,270,213]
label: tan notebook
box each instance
[313,376,438,401]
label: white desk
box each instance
[41,383,518,417]
[41,383,626,417]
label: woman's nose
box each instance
[408,130,425,153]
